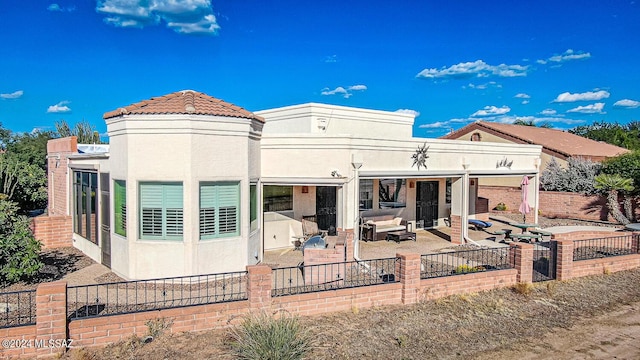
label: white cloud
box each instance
[47,100,71,113]
[471,105,511,117]
[521,100,530,105]
[539,109,557,116]
[47,3,76,12]
[553,90,610,102]
[537,49,591,65]
[416,60,528,80]
[348,84,367,91]
[395,109,420,117]
[613,99,640,108]
[0,90,24,99]
[567,102,605,114]
[321,84,367,98]
[324,55,338,63]
[514,93,530,99]
[96,0,220,35]
[465,81,501,90]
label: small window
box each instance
[250,184,258,232]
[263,185,293,212]
[359,179,373,210]
[139,183,183,241]
[114,180,126,236]
[200,182,240,240]
[379,179,406,208]
[470,132,482,141]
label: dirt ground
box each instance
[59,267,640,360]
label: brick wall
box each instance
[46,137,77,216]
[30,215,73,248]
[2,240,639,355]
[478,185,634,222]
[450,215,462,244]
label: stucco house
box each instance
[43,90,543,280]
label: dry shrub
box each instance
[229,311,314,360]
[513,282,534,296]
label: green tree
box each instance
[570,121,640,150]
[3,130,55,170]
[594,174,634,225]
[540,157,601,195]
[55,119,103,144]
[513,119,553,128]
[0,197,43,285]
[0,153,47,212]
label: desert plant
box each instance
[540,157,602,195]
[454,264,484,274]
[229,312,313,360]
[494,202,507,211]
[594,173,634,225]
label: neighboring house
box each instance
[43,90,542,280]
[441,121,629,187]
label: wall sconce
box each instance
[302,186,309,194]
[409,181,415,189]
[470,180,475,185]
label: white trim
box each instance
[260,177,346,185]
[359,170,465,179]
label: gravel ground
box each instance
[1,247,95,292]
[494,212,624,229]
[59,267,640,360]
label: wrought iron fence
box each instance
[272,257,399,297]
[67,271,247,320]
[1,289,36,328]
[573,235,637,261]
[420,247,514,279]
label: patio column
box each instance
[450,175,466,244]
[529,158,540,224]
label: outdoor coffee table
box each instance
[386,231,416,243]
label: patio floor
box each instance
[262,225,510,268]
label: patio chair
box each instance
[302,219,327,240]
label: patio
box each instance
[261,225,509,268]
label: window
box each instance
[359,179,373,210]
[114,180,126,236]
[72,171,98,244]
[378,179,406,208]
[470,132,482,141]
[139,183,183,240]
[200,182,240,240]
[446,178,452,204]
[263,185,292,212]
[250,184,258,232]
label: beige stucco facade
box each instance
[58,100,542,279]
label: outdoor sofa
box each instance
[360,210,408,241]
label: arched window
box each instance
[470,132,482,141]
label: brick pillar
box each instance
[632,233,640,254]
[450,215,462,244]
[339,229,355,261]
[246,265,272,310]
[511,243,533,283]
[555,239,574,281]
[46,136,77,216]
[396,253,421,305]
[35,281,68,357]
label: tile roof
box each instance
[442,121,629,160]
[103,90,264,122]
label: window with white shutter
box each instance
[139,183,183,240]
[200,182,240,240]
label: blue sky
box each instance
[1,1,639,138]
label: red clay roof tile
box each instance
[442,121,629,160]
[103,90,264,122]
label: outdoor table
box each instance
[512,223,538,234]
[510,233,542,243]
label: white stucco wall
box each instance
[105,114,262,280]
